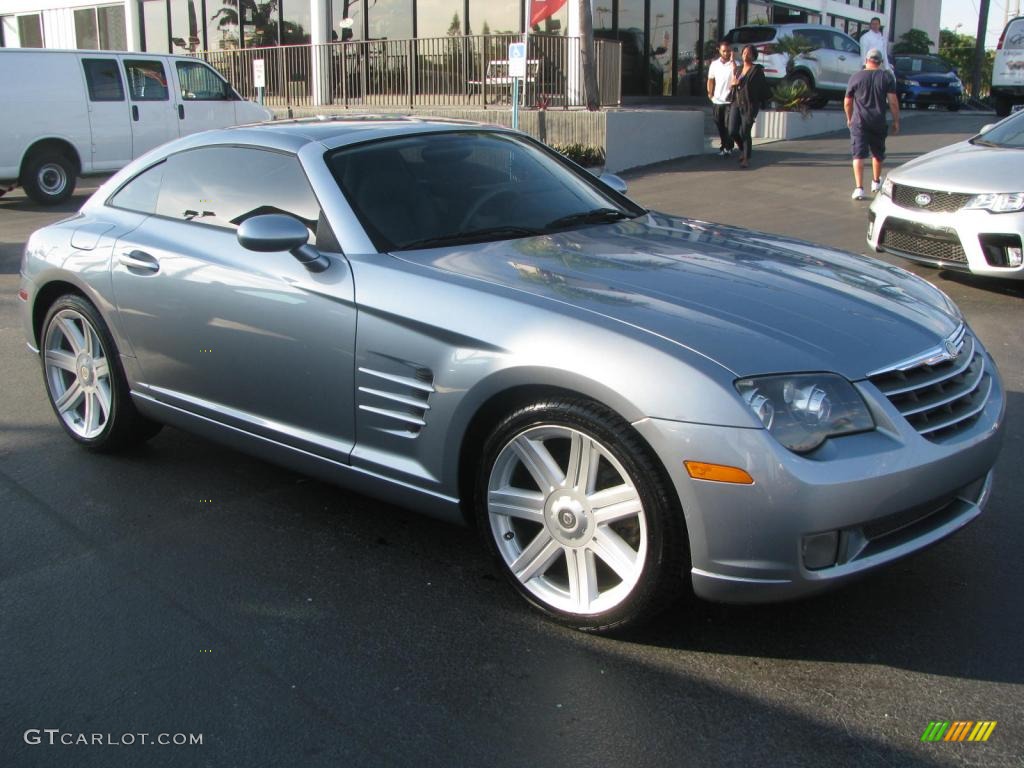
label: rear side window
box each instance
[176,61,229,100]
[728,27,777,44]
[155,147,321,243]
[1004,20,1024,50]
[109,162,165,214]
[124,59,169,101]
[82,58,125,101]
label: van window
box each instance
[176,61,229,100]
[155,147,321,243]
[109,162,165,214]
[82,59,125,102]
[124,59,169,101]
[1005,20,1024,50]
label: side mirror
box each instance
[237,214,329,272]
[599,172,628,195]
[980,123,995,134]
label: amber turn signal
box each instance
[684,461,754,485]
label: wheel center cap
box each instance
[76,354,93,385]
[544,492,592,546]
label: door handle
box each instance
[132,105,139,121]
[178,104,185,119]
[838,55,846,60]
[119,249,160,273]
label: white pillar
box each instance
[310,0,330,106]
[124,0,142,52]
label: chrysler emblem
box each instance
[915,193,932,207]
[944,338,960,359]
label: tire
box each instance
[994,95,1011,118]
[40,294,162,452]
[21,150,77,205]
[475,397,686,633]
[791,72,827,109]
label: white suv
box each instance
[724,24,863,108]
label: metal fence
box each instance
[198,34,621,110]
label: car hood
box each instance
[889,140,1022,192]
[898,71,958,84]
[396,213,960,379]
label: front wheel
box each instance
[41,294,162,451]
[476,398,686,633]
[947,103,961,112]
[22,150,76,205]
[994,95,1012,118]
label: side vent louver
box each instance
[357,363,435,437]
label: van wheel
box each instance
[22,150,77,205]
[994,95,1011,118]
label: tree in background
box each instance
[893,28,934,54]
[938,28,994,98]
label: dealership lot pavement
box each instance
[1,112,1021,767]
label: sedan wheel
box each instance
[41,295,161,451]
[478,398,684,632]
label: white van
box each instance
[992,17,1024,117]
[0,48,273,204]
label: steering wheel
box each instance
[458,186,518,230]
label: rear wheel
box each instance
[22,150,76,205]
[791,72,827,109]
[476,397,685,633]
[41,294,162,451]
[994,95,1012,118]
[947,103,961,112]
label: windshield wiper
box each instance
[544,208,635,231]
[398,226,545,251]
[970,138,999,147]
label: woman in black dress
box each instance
[729,45,774,168]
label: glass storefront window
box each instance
[531,1,567,35]
[368,0,412,40]
[170,0,203,54]
[468,0,519,35]
[331,0,364,41]
[75,8,99,48]
[283,0,312,43]
[244,0,280,47]
[416,0,463,38]
[18,13,44,47]
[677,0,700,95]
[98,5,127,49]
[207,0,238,48]
[650,0,672,95]
[143,0,170,52]
[617,0,646,95]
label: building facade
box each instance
[2,0,932,97]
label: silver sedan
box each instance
[19,118,1005,632]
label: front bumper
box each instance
[867,192,1024,278]
[899,86,962,107]
[632,349,1005,604]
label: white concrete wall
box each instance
[605,110,705,172]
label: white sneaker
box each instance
[871,178,882,193]
[718,148,730,157]
[852,187,867,200]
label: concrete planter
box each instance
[752,109,848,141]
[604,110,705,172]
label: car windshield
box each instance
[326,131,644,252]
[894,56,954,74]
[972,111,1024,148]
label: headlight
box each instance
[881,177,894,197]
[953,77,964,89]
[735,374,874,453]
[963,192,1024,213]
[903,78,921,87]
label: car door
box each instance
[171,59,237,135]
[108,146,356,460]
[800,29,839,88]
[833,31,862,87]
[122,58,179,157]
[79,57,133,171]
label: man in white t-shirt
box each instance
[859,17,890,71]
[707,41,737,156]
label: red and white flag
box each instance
[529,0,568,26]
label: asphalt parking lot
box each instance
[1,111,1021,768]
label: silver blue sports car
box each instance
[19,117,1005,632]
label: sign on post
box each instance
[252,58,265,105]
[508,42,527,78]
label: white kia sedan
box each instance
[868,112,1024,279]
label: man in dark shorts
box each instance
[844,49,900,200]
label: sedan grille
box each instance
[868,328,992,442]
[892,184,972,213]
[880,223,967,264]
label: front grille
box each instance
[892,184,972,213]
[868,328,992,442]
[880,226,967,263]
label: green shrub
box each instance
[550,143,606,167]
[771,80,813,115]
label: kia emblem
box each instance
[915,193,932,207]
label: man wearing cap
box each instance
[844,48,900,200]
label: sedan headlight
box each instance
[963,193,1024,213]
[902,78,921,87]
[736,374,874,453]
[881,177,894,197]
